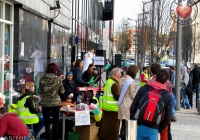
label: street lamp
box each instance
[127,18,138,65]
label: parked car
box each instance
[144,60,149,67]
[121,59,135,67]
[159,60,167,67]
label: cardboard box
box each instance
[75,121,99,140]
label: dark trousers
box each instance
[42,106,60,140]
[193,83,200,107]
[120,119,126,140]
[188,94,193,107]
[168,124,172,140]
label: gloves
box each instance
[85,82,89,87]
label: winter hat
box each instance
[66,71,73,76]
[57,69,64,75]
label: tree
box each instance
[141,0,175,63]
[114,19,133,59]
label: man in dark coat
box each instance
[191,64,200,107]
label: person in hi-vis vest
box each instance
[140,67,149,86]
[16,82,44,135]
[99,68,121,140]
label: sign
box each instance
[75,111,90,126]
[170,0,198,25]
[75,36,79,44]
[94,56,104,66]
[20,42,24,57]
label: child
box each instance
[0,105,29,139]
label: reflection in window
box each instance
[4,24,10,68]
[5,3,11,21]
[51,23,70,73]
[0,2,2,18]
[16,9,48,94]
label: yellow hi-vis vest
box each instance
[140,72,149,86]
[17,95,39,124]
[102,79,118,112]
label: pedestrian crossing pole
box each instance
[175,0,182,111]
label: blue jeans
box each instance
[193,83,200,107]
[33,116,44,135]
[181,88,191,108]
[137,125,158,140]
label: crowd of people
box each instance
[0,57,199,140]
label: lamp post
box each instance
[127,18,138,65]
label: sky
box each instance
[114,0,142,27]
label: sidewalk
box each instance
[135,79,200,140]
[171,107,200,140]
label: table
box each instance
[78,87,104,96]
[60,107,93,140]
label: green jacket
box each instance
[39,73,65,107]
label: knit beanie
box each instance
[66,71,73,76]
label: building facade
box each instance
[0,0,112,104]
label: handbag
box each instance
[126,120,137,140]
[171,114,177,122]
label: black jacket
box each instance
[192,68,200,85]
[61,79,78,102]
[130,84,172,132]
[82,70,100,83]
[18,90,39,114]
[71,67,87,87]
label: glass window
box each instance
[0,23,3,94]
[5,3,11,21]
[50,23,70,73]
[3,24,11,103]
[0,2,2,18]
[15,9,48,94]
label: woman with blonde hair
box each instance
[17,82,44,136]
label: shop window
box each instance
[15,9,48,94]
[5,3,11,21]
[0,2,2,18]
[50,23,70,73]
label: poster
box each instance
[75,111,90,126]
[94,56,104,66]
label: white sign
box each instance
[75,111,90,126]
[94,56,104,66]
[20,42,24,57]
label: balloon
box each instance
[93,107,100,115]
[94,114,102,122]
[26,67,32,73]
[6,73,15,80]
[19,79,25,85]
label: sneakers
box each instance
[186,106,192,109]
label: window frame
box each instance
[0,0,14,104]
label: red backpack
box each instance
[135,89,164,126]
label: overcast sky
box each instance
[114,0,142,27]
